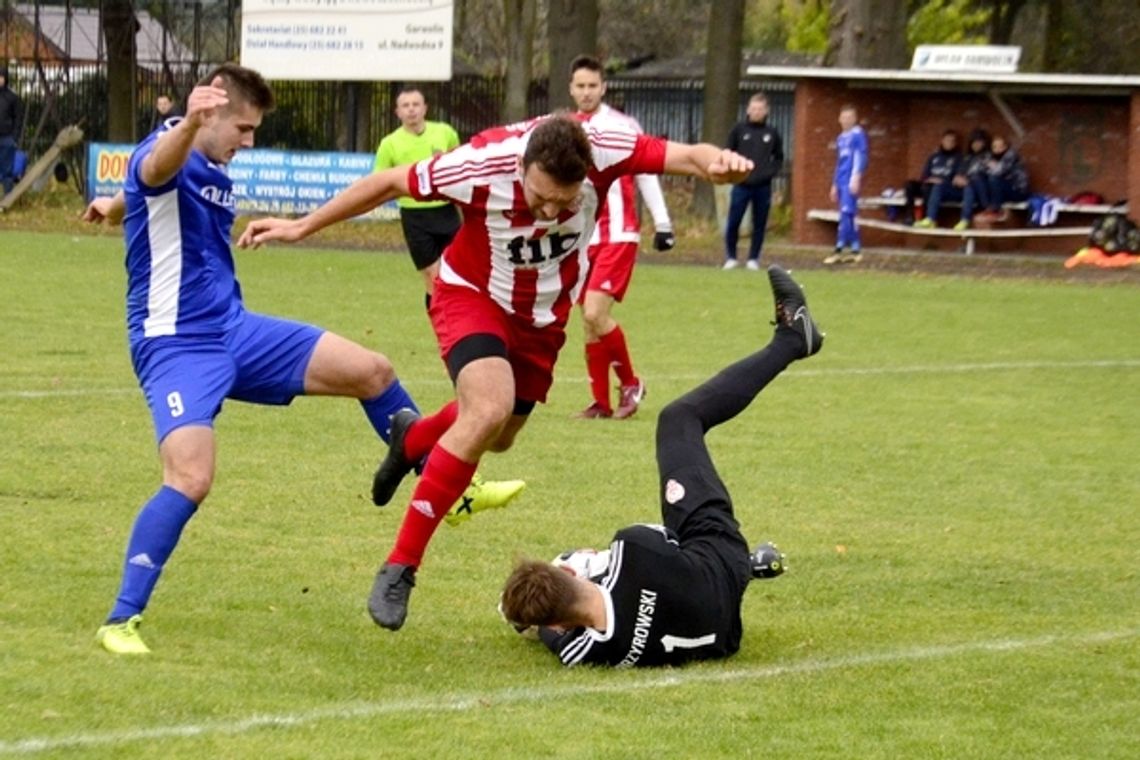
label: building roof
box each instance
[617,50,821,81]
[745,65,1140,97]
[12,3,193,64]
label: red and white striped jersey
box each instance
[580,104,672,247]
[406,116,667,328]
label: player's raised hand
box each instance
[183,76,230,129]
[707,149,754,184]
[237,217,306,249]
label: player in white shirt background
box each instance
[568,54,675,420]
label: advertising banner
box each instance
[86,143,398,220]
[241,0,453,81]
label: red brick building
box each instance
[746,66,1140,253]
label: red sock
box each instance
[387,444,477,568]
[600,325,637,386]
[585,341,612,411]
[404,401,458,463]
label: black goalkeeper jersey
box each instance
[541,523,745,667]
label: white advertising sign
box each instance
[911,45,1021,74]
[241,0,453,81]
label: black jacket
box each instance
[726,119,784,186]
[920,148,962,183]
[0,85,24,140]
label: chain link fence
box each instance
[3,1,794,194]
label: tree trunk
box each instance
[332,82,373,153]
[354,83,373,153]
[988,0,1028,45]
[546,0,599,112]
[826,0,909,69]
[102,0,138,143]
[1040,0,1063,72]
[502,0,537,122]
[690,0,744,220]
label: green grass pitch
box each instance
[1,231,1138,758]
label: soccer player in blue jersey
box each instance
[83,64,521,654]
[824,104,868,265]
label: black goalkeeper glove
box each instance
[653,230,676,252]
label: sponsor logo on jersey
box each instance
[200,185,236,208]
[506,230,581,266]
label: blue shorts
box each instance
[130,311,324,443]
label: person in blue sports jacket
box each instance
[82,63,520,655]
[824,104,868,265]
[910,129,963,228]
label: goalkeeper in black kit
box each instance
[499,265,823,667]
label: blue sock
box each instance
[360,379,419,444]
[108,486,199,621]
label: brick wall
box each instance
[1131,92,1140,222]
[791,78,1138,254]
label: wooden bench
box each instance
[806,208,1094,255]
[857,196,1124,218]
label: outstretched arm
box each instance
[662,142,753,185]
[238,165,412,248]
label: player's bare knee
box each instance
[166,470,212,504]
[368,352,397,396]
[581,303,607,332]
[458,399,512,446]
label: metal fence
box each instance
[4,0,796,193]
[9,65,797,190]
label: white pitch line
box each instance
[2,358,1138,400]
[0,388,137,399]
[2,627,1136,755]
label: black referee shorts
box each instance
[399,204,461,270]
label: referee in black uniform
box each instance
[500,265,823,667]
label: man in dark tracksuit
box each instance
[0,68,25,195]
[499,265,822,668]
[723,92,784,270]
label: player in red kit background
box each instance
[568,55,675,420]
[241,114,753,632]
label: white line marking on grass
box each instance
[0,388,137,399]
[3,358,1139,400]
[2,627,1136,755]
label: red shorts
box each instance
[429,282,567,404]
[578,241,638,304]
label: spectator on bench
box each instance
[951,129,991,230]
[957,134,1028,230]
[909,129,963,228]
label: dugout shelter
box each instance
[745,65,1140,254]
